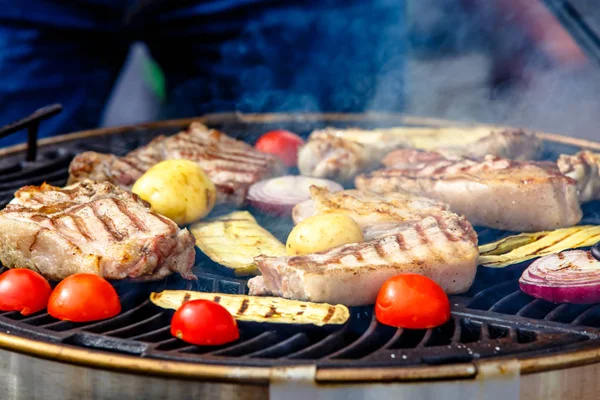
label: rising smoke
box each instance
[400,0,600,141]
[184,0,599,141]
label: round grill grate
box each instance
[0,116,599,372]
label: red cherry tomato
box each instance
[171,299,239,346]
[48,273,121,322]
[0,269,52,315]
[255,129,305,167]
[375,274,451,329]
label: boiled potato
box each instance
[286,213,364,256]
[132,159,216,225]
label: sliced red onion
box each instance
[519,250,600,304]
[246,175,343,215]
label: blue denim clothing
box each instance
[0,0,406,146]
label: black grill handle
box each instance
[0,104,63,162]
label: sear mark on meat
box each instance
[67,122,286,206]
[357,151,583,232]
[298,126,541,182]
[292,185,450,241]
[248,211,479,306]
[0,180,196,281]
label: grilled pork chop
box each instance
[248,211,479,306]
[292,186,450,240]
[557,151,600,203]
[68,122,285,206]
[298,126,541,182]
[356,151,583,232]
[0,180,196,281]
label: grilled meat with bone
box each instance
[68,122,285,206]
[557,150,600,203]
[0,180,196,281]
[292,186,450,240]
[248,211,478,306]
[356,151,582,232]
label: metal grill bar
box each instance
[0,104,62,162]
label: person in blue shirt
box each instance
[0,0,407,146]
[0,0,586,147]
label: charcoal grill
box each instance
[0,111,599,400]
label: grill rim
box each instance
[2,111,600,158]
[4,328,600,383]
[1,111,600,383]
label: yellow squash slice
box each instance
[479,225,600,268]
[190,210,286,276]
[150,290,350,326]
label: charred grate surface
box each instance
[0,117,598,369]
[0,149,75,208]
[0,266,595,368]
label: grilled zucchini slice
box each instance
[150,290,350,326]
[190,210,286,276]
[479,225,600,268]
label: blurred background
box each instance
[2,0,599,143]
[103,0,599,140]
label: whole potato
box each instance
[132,159,216,225]
[286,213,364,256]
